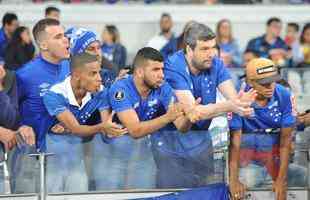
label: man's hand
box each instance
[298,112,310,127]
[51,123,66,134]
[272,178,287,200]
[101,121,127,138]
[181,98,202,123]
[165,102,185,122]
[18,125,36,146]
[228,98,254,117]
[238,88,257,106]
[229,180,247,200]
[1,130,17,151]
[116,69,130,80]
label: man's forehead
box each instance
[88,41,101,48]
[196,38,216,47]
[46,25,64,35]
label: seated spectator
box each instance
[101,25,127,73]
[160,20,197,60]
[299,23,310,67]
[246,17,288,59]
[45,6,60,21]
[146,13,174,51]
[216,19,242,68]
[0,13,19,61]
[284,22,304,67]
[4,26,35,71]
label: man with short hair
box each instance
[0,13,19,61]
[43,52,126,192]
[45,6,60,21]
[146,13,174,51]
[229,58,306,200]
[96,47,189,189]
[246,17,288,59]
[14,18,70,193]
[152,23,255,188]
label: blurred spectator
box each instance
[4,26,35,71]
[45,6,60,21]
[160,20,197,60]
[284,22,304,67]
[0,13,19,62]
[101,25,127,73]
[246,17,288,59]
[242,49,259,68]
[146,13,174,51]
[216,19,242,67]
[299,23,310,67]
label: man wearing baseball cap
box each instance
[229,58,306,200]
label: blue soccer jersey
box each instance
[109,75,175,122]
[164,50,231,130]
[16,55,70,150]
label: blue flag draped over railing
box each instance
[132,183,230,200]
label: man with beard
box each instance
[229,58,306,200]
[146,13,174,51]
[98,47,189,189]
[43,52,126,192]
[151,23,256,188]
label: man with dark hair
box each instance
[14,18,70,193]
[152,23,256,188]
[229,58,306,200]
[43,52,126,192]
[96,47,189,189]
[246,17,288,59]
[146,13,174,51]
[0,13,19,61]
[45,6,60,21]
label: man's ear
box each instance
[39,40,48,51]
[186,45,193,57]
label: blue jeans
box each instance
[91,134,156,190]
[239,163,307,188]
[46,133,88,193]
[151,130,215,188]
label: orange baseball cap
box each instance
[246,58,281,84]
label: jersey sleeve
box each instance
[108,82,133,113]
[96,89,110,112]
[280,90,296,128]
[43,91,68,116]
[164,59,191,91]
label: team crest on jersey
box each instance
[114,91,125,101]
[227,112,233,121]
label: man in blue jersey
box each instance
[43,52,126,192]
[229,58,306,200]
[13,18,70,193]
[152,23,256,188]
[97,47,189,190]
